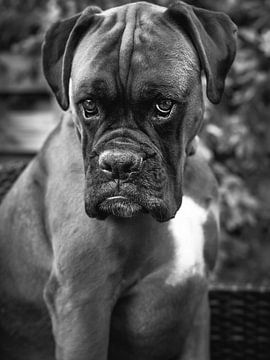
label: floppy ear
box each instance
[166,1,237,104]
[42,6,102,110]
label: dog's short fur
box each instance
[0,2,236,359]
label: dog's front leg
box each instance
[179,291,210,360]
[44,265,115,360]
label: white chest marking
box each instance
[166,196,208,286]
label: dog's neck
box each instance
[94,214,174,286]
[104,211,168,241]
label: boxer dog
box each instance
[0,1,237,359]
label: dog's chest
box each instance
[166,195,208,284]
[109,196,209,358]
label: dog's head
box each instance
[42,1,237,222]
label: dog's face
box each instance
[69,4,202,221]
[43,1,237,221]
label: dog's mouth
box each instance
[97,196,144,218]
[85,180,172,222]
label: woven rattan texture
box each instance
[0,162,270,359]
[210,288,270,360]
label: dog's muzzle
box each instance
[84,139,173,221]
[95,149,144,218]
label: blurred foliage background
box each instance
[0,0,270,284]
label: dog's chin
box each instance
[96,196,144,219]
[85,195,173,222]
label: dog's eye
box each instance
[81,99,98,118]
[155,99,174,116]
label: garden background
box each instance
[0,0,270,284]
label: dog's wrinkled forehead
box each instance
[70,2,199,100]
[43,1,237,109]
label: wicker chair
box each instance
[210,285,270,360]
[0,161,270,360]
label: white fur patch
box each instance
[69,78,82,134]
[102,2,166,17]
[69,78,75,113]
[166,196,207,286]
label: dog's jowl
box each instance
[0,1,237,360]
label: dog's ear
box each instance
[42,6,102,110]
[166,1,237,104]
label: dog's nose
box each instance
[99,150,143,180]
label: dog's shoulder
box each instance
[183,153,218,207]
